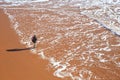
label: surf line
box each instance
[93,19,120,37]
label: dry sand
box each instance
[1,5,120,80]
[0,8,62,80]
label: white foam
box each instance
[49,57,61,68]
[53,64,67,78]
[38,51,46,59]
[79,69,92,80]
[1,0,120,80]
[100,59,108,63]
[0,0,49,7]
[112,55,120,67]
[2,0,49,3]
[111,43,120,46]
[99,0,120,4]
[72,76,82,80]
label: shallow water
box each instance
[0,0,120,80]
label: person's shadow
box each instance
[6,47,34,52]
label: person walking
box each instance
[32,35,37,48]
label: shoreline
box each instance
[0,8,62,80]
[1,2,120,79]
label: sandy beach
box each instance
[0,0,120,79]
[0,8,62,80]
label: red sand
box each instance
[0,8,62,80]
[1,6,120,80]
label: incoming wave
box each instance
[1,0,120,80]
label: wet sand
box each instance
[1,4,120,79]
[0,8,62,80]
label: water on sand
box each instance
[0,0,120,80]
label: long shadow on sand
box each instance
[6,47,34,52]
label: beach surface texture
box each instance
[0,0,120,80]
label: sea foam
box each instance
[1,0,120,80]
